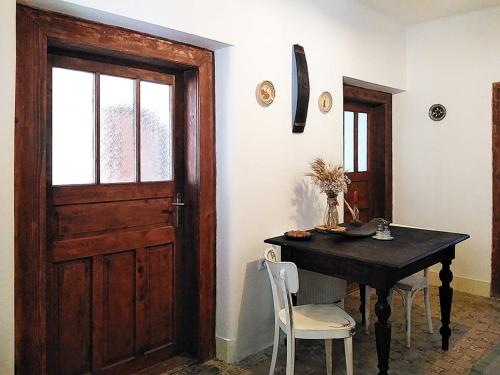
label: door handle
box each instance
[172,193,185,227]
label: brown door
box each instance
[343,102,374,222]
[493,82,500,298]
[46,55,187,374]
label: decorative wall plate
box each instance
[256,80,275,106]
[319,91,333,113]
[429,104,446,121]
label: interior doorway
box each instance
[15,6,216,374]
[343,84,393,223]
[492,82,500,298]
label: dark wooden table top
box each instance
[265,225,469,277]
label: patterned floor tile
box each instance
[141,287,500,374]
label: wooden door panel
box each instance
[52,227,175,262]
[52,183,174,206]
[55,198,172,237]
[345,176,372,223]
[50,259,92,375]
[145,245,174,350]
[103,251,136,365]
[345,180,370,209]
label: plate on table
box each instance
[341,219,379,237]
[315,225,347,234]
[284,230,312,241]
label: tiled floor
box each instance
[144,287,500,374]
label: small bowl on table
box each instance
[284,230,312,241]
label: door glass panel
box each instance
[343,111,355,172]
[358,112,368,172]
[52,68,95,185]
[140,81,173,182]
[100,75,136,183]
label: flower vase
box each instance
[323,192,339,229]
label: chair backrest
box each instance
[263,248,299,328]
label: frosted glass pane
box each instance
[140,81,173,182]
[358,112,368,172]
[100,75,136,183]
[52,68,95,185]
[344,111,354,172]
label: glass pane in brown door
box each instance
[52,68,95,185]
[100,74,136,183]
[140,81,173,182]
[358,112,368,172]
[344,111,355,172]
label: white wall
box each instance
[0,0,16,374]
[5,0,407,368]
[393,7,500,287]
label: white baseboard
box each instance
[216,336,235,363]
[428,271,491,297]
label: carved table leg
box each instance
[375,288,391,375]
[359,284,366,326]
[439,257,453,350]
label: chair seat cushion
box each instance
[279,304,355,339]
[396,274,427,291]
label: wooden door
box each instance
[343,102,374,222]
[46,54,186,374]
[492,82,500,298]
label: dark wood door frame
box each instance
[15,5,216,374]
[492,83,500,298]
[343,84,393,221]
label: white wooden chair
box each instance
[297,269,347,309]
[264,248,355,375]
[363,268,433,348]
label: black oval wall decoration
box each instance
[293,44,310,133]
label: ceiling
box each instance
[356,0,500,25]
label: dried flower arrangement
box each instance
[307,158,351,230]
[306,158,350,196]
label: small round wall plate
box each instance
[429,104,446,121]
[256,80,275,106]
[319,91,333,113]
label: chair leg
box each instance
[269,323,280,375]
[344,336,353,375]
[286,333,295,375]
[405,290,412,348]
[325,339,333,375]
[424,287,434,334]
[364,286,371,334]
[388,289,394,322]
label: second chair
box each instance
[363,268,433,348]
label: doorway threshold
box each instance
[133,355,197,375]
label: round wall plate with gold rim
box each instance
[319,91,333,113]
[256,80,275,106]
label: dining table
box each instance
[264,224,469,375]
